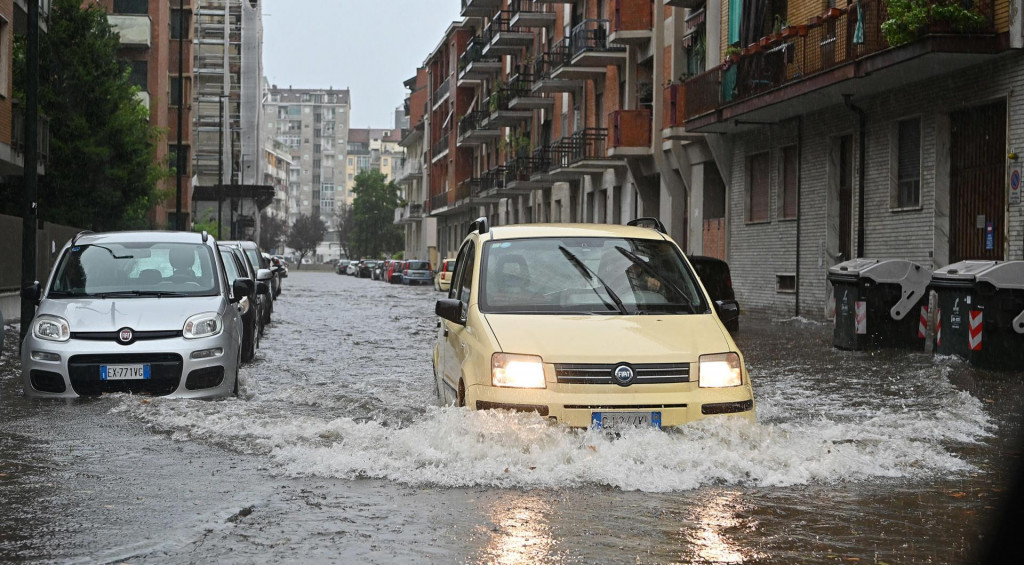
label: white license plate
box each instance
[592,411,662,429]
[100,364,151,380]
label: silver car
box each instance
[402,260,433,285]
[20,231,250,399]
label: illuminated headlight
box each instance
[698,352,743,388]
[33,315,70,342]
[491,353,546,389]
[183,312,223,339]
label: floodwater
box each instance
[1,270,1021,564]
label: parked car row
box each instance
[336,258,438,286]
[18,231,288,399]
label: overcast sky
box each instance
[261,0,461,129]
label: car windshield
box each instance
[407,261,430,270]
[480,237,709,315]
[49,242,219,297]
[244,248,261,270]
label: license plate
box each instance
[100,364,151,380]
[591,411,662,429]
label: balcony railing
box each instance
[429,191,450,212]
[569,19,621,59]
[432,77,451,107]
[459,110,491,137]
[461,0,501,18]
[533,41,571,80]
[565,128,609,165]
[510,0,557,28]
[609,110,651,148]
[663,83,686,129]
[683,0,995,121]
[432,125,451,159]
[459,36,501,79]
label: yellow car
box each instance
[434,258,456,292]
[432,218,755,429]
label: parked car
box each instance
[388,260,406,284]
[337,260,351,274]
[346,261,359,276]
[262,252,282,299]
[372,261,386,280]
[220,240,275,325]
[20,231,248,398]
[433,218,755,429]
[358,260,377,278]
[688,255,739,332]
[403,260,433,285]
[434,258,456,292]
[220,244,263,362]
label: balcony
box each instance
[432,125,451,162]
[531,43,585,94]
[487,85,533,126]
[432,77,451,110]
[458,36,502,85]
[609,0,653,45]
[469,166,508,202]
[664,0,702,8]
[549,129,626,177]
[429,191,451,214]
[551,20,627,80]
[395,202,425,225]
[503,155,550,192]
[507,70,554,110]
[461,0,501,18]
[608,110,652,156]
[108,14,152,48]
[661,83,699,140]
[483,11,534,56]
[510,0,557,28]
[683,0,1002,133]
[458,110,501,146]
[396,158,423,186]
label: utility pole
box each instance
[20,0,39,342]
[218,95,225,239]
[175,0,185,230]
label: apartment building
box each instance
[342,127,404,204]
[1,1,51,183]
[96,0,194,228]
[263,142,291,221]
[677,0,1024,318]
[394,68,438,262]
[263,86,351,226]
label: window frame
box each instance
[890,115,923,211]
[746,151,771,224]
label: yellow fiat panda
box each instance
[432,218,755,429]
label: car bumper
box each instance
[20,333,240,399]
[404,274,433,284]
[464,381,755,428]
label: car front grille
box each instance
[71,331,183,342]
[554,363,691,385]
[68,353,183,396]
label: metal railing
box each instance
[489,83,529,113]
[533,41,571,80]
[432,125,451,159]
[459,36,500,74]
[429,191,449,212]
[458,110,491,137]
[432,77,451,106]
[569,19,623,59]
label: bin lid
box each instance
[931,260,999,283]
[975,261,1024,291]
[829,259,931,321]
[827,258,886,278]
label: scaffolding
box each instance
[193,0,243,187]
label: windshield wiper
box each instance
[558,246,629,315]
[93,290,190,298]
[614,246,698,313]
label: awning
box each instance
[192,184,276,210]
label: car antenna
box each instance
[71,230,94,246]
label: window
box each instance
[747,152,770,222]
[170,9,191,40]
[128,60,148,90]
[780,145,798,219]
[114,0,148,14]
[452,241,476,304]
[0,16,10,98]
[168,144,190,175]
[896,117,921,208]
[170,77,188,106]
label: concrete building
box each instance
[678,0,1024,318]
[1,0,50,182]
[394,68,437,263]
[95,0,193,228]
[263,86,351,227]
[342,127,404,204]
[263,142,291,222]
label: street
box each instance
[1,270,1022,564]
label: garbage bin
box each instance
[931,261,1024,369]
[827,259,932,351]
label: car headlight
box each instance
[183,312,223,339]
[33,315,70,342]
[698,352,743,388]
[491,353,546,389]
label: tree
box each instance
[259,213,288,253]
[350,170,403,258]
[286,214,326,268]
[333,202,355,260]
[12,0,168,230]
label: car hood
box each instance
[482,313,732,364]
[38,296,226,332]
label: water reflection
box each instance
[479,492,558,564]
[679,490,762,564]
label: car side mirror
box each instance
[21,281,41,305]
[256,268,273,282]
[231,278,254,303]
[435,298,465,326]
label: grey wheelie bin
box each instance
[930,261,1024,369]
[827,259,931,351]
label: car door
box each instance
[440,240,475,405]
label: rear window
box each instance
[407,261,430,270]
[692,261,733,299]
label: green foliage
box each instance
[191,211,222,238]
[350,169,403,259]
[258,213,288,253]
[13,0,168,231]
[286,214,327,268]
[881,0,986,46]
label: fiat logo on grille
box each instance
[612,363,635,387]
[118,328,134,344]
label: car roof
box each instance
[219,240,259,249]
[482,223,670,241]
[688,255,729,265]
[71,231,213,246]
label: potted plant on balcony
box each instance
[724,44,742,64]
[880,0,986,47]
[824,6,843,20]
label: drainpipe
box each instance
[844,94,867,258]
[795,115,803,318]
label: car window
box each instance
[451,241,476,305]
[220,249,242,281]
[244,248,262,271]
[408,261,430,270]
[50,242,219,297]
[479,237,708,315]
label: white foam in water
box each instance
[112,360,993,492]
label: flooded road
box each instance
[2,270,1022,563]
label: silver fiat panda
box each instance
[20,231,250,399]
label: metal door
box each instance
[950,100,1006,262]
